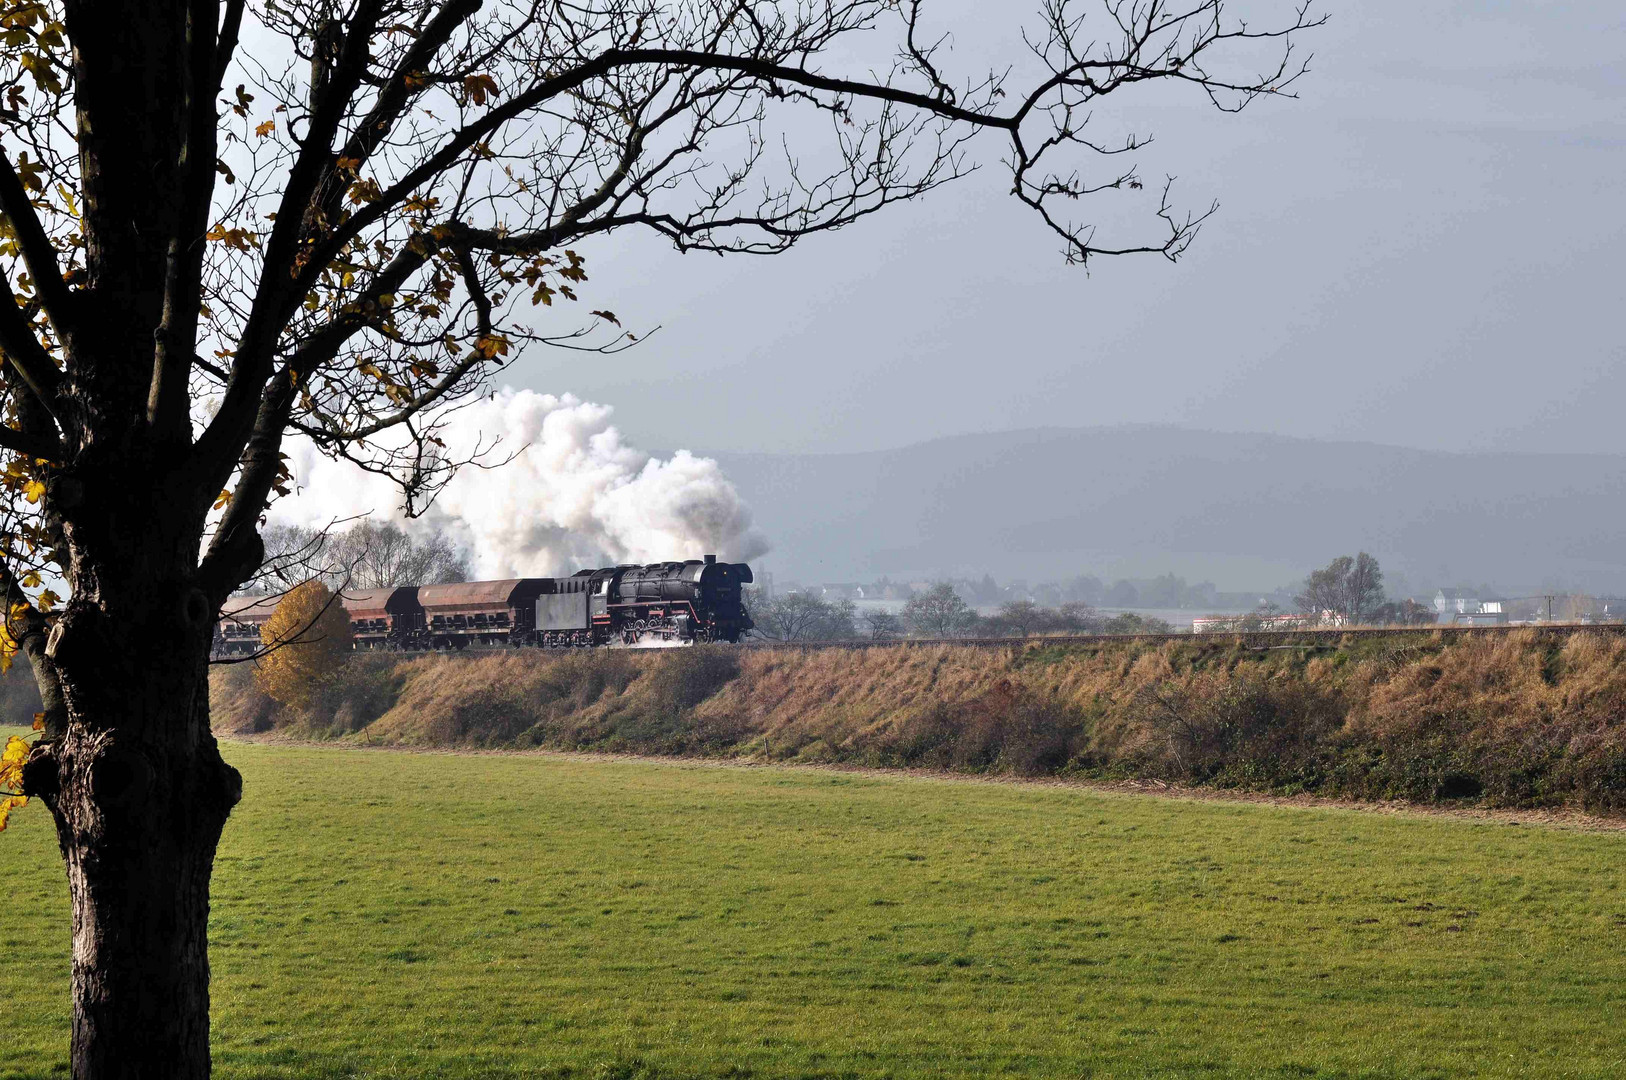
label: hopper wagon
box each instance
[212,556,753,657]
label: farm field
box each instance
[4,741,1625,1079]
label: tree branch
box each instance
[0,150,74,333]
[0,273,63,423]
[148,0,231,439]
[214,0,245,93]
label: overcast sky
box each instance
[495,0,1625,457]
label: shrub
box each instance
[254,581,353,712]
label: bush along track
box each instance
[210,628,1626,811]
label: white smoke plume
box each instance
[271,388,769,578]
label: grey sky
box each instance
[502,0,1626,456]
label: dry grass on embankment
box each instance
[210,630,1626,810]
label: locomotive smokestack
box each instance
[704,553,716,564]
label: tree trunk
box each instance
[27,568,242,1079]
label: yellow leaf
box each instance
[213,489,232,510]
[14,151,43,192]
[0,734,27,789]
[32,713,43,730]
[21,478,44,503]
[0,794,26,832]
[19,570,39,587]
[205,223,258,251]
[36,588,57,612]
[255,119,275,137]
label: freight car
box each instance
[213,556,754,657]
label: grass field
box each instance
[4,741,1625,1079]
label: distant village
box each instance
[755,567,1626,635]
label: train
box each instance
[214,556,754,657]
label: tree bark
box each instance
[26,552,242,1079]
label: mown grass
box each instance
[4,741,1625,1079]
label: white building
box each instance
[1434,590,1507,625]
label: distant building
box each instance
[1433,590,1507,625]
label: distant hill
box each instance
[703,427,1626,593]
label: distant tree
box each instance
[1064,575,1106,605]
[970,573,1002,605]
[1056,601,1101,632]
[1141,573,1185,608]
[903,583,979,637]
[859,609,905,641]
[254,582,353,712]
[1102,612,1175,635]
[1104,580,1140,607]
[749,590,856,641]
[1235,599,1283,632]
[1296,553,1386,622]
[331,522,469,588]
[994,599,1050,637]
[1367,597,1435,626]
[260,521,468,590]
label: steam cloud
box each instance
[271,388,769,578]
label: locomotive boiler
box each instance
[215,556,754,656]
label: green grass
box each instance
[4,741,1625,1079]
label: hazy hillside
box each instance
[705,427,1626,593]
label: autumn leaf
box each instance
[0,793,24,831]
[463,73,499,106]
[254,119,275,138]
[0,735,24,782]
[21,478,44,503]
[212,489,232,510]
[14,151,43,192]
[347,178,381,205]
[206,223,259,251]
[590,310,619,326]
[0,734,29,831]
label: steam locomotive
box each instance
[215,556,754,657]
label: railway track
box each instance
[739,622,1626,651]
[308,620,1626,660]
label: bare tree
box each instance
[903,582,980,637]
[327,520,468,587]
[1295,552,1385,623]
[859,607,905,640]
[994,598,1050,636]
[748,588,856,640]
[0,1,1320,1075]
[252,519,468,589]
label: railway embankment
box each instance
[209,629,1626,810]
